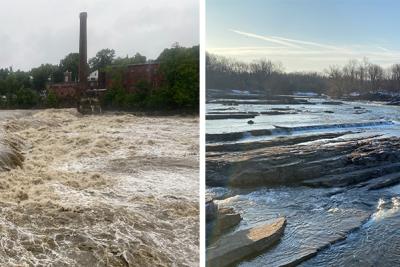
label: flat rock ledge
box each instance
[206,217,286,267]
[207,135,400,189]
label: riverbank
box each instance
[0,109,199,266]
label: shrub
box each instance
[46,91,59,108]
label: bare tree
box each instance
[342,59,358,93]
[367,64,384,91]
[391,64,400,91]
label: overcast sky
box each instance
[207,0,400,72]
[0,0,199,71]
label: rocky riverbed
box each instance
[206,97,400,266]
[0,109,199,266]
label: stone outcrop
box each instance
[206,217,286,267]
[216,208,242,232]
[206,132,351,153]
[206,200,242,244]
[206,198,218,221]
[207,134,400,189]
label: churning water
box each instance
[0,109,199,266]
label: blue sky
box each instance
[207,0,400,72]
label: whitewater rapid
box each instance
[0,109,199,266]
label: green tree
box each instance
[15,88,39,108]
[46,91,59,108]
[131,52,147,64]
[101,66,125,108]
[13,70,31,89]
[157,45,199,109]
[89,48,115,71]
[113,52,147,66]
[59,53,79,81]
[0,68,31,95]
[112,56,131,66]
[30,64,60,91]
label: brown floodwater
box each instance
[0,109,199,266]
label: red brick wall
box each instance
[105,63,163,93]
[48,83,79,98]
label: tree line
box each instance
[0,44,199,111]
[206,53,400,97]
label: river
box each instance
[206,97,400,266]
[0,109,199,266]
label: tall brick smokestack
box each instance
[79,12,88,91]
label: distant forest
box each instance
[206,53,400,97]
[0,44,199,111]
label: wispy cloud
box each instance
[230,29,344,50]
[376,46,391,53]
[271,36,343,51]
[229,29,303,49]
[209,29,400,71]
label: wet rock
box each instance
[324,110,334,113]
[207,113,257,120]
[216,207,242,232]
[212,107,236,111]
[260,111,297,115]
[230,203,373,267]
[206,198,218,221]
[206,132,352,153]
[303,162,400,187]
[322,101,343,105]
[271,107,293,111]
[353,110,368,114]
[387,100,400,105]
[247,120,254,125]
[366,172,400,190]
[207,136,400,188]
[207,204,242,244]
[206,217,286,267]
[206,129,275,143]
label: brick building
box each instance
[48,82,79,98]
[105,63,163,93]
[48,63,162,100]
[47,70,79,100]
